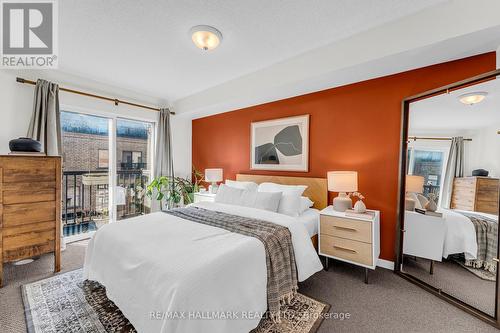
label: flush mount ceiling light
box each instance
[190,25,223,51]
[458,92,488,105]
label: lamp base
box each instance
[405,197,416,211]
[332,192,352,212]
[209,182,219,194]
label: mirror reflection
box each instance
[402,77,499,316]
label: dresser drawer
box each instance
[2,201,56,227]
[320,235,372,266]
[3,229,55,251]
[320,215,371,243]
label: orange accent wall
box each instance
[192,53,497,261]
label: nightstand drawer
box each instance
[320,235,373,266]
[320,215,372,243]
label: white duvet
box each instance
[441,209,478,259]
[83,202,323,333]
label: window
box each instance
[98,149,109,168]
[407,148,446,203]
[121,151,143,169]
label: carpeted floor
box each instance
[402,256,496,316]
[1,241,498,333]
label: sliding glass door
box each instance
[60,110,155,241]
[115,118,154,221]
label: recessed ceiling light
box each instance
[190,25,222,51]
[458,92,488,105]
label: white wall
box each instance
[467,124,500,178]
[0,69,191,176]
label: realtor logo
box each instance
[1,0,58,68]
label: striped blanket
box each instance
[460,212,498,273]
[165,206,298,321]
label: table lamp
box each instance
[405,175,424,211]
[328,171,358,212]
[205,168,223,194]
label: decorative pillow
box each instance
[214,184,246,205]
[258,182,307,216]
[225,179,258,191]
[251,191,282,212]
[299,197,314,214]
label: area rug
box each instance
[22,269,330,333]
[452,259,496,282]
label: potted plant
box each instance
[146,167,204,210]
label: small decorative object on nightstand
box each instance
[193,192,216,203]
[425,193,438,212]
[327,171,358,212]
[319,205,380,284]
[205,168,223,194]
[352,192,366,213]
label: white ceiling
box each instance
[410,76,500,132]
[59,0,449,103]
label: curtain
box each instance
[441,137,465,208]
[154,108,174,210]
[27,79,61,156]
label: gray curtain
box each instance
[441,136,465,208]
[27,79,61,156]
[153,108,174,210]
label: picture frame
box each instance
[250,114,309,171]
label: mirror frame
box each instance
[394,69,500,328]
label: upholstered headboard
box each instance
[236,174,328,210]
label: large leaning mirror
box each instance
[396,69,500,327]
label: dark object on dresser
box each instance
[0,155,61,287]
[472,169,489,177]
[9,137,42,152]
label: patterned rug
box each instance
[22,269,330,333]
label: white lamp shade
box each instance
[406,175,424,193]
[327,171,358,192]
[205,168,223,182]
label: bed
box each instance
[404,208,498,270]
[83,174,326,333]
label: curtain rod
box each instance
[16,77,175,115]
[408,136,472,141]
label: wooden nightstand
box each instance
[319,206,380,283]
[193,192,216,203]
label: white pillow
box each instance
[258,183,308,217]
[299,196,314,214]
[214,184,281,212]
[258,182,307,196]
[225,179,258,191]
[215,184,246,205]
[249,192,281,212]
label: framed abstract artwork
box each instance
[251,115,309,171]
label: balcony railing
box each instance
[120,162,147,170]
[62,170,150,237]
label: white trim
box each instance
[377,258,395,270]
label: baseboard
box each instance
[377,258,395,270]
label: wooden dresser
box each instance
[451,177,499,215]
[319,206,380,283]
[0,155,61,287]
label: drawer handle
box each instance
[334,226,357,232]
[333,245,357,254]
